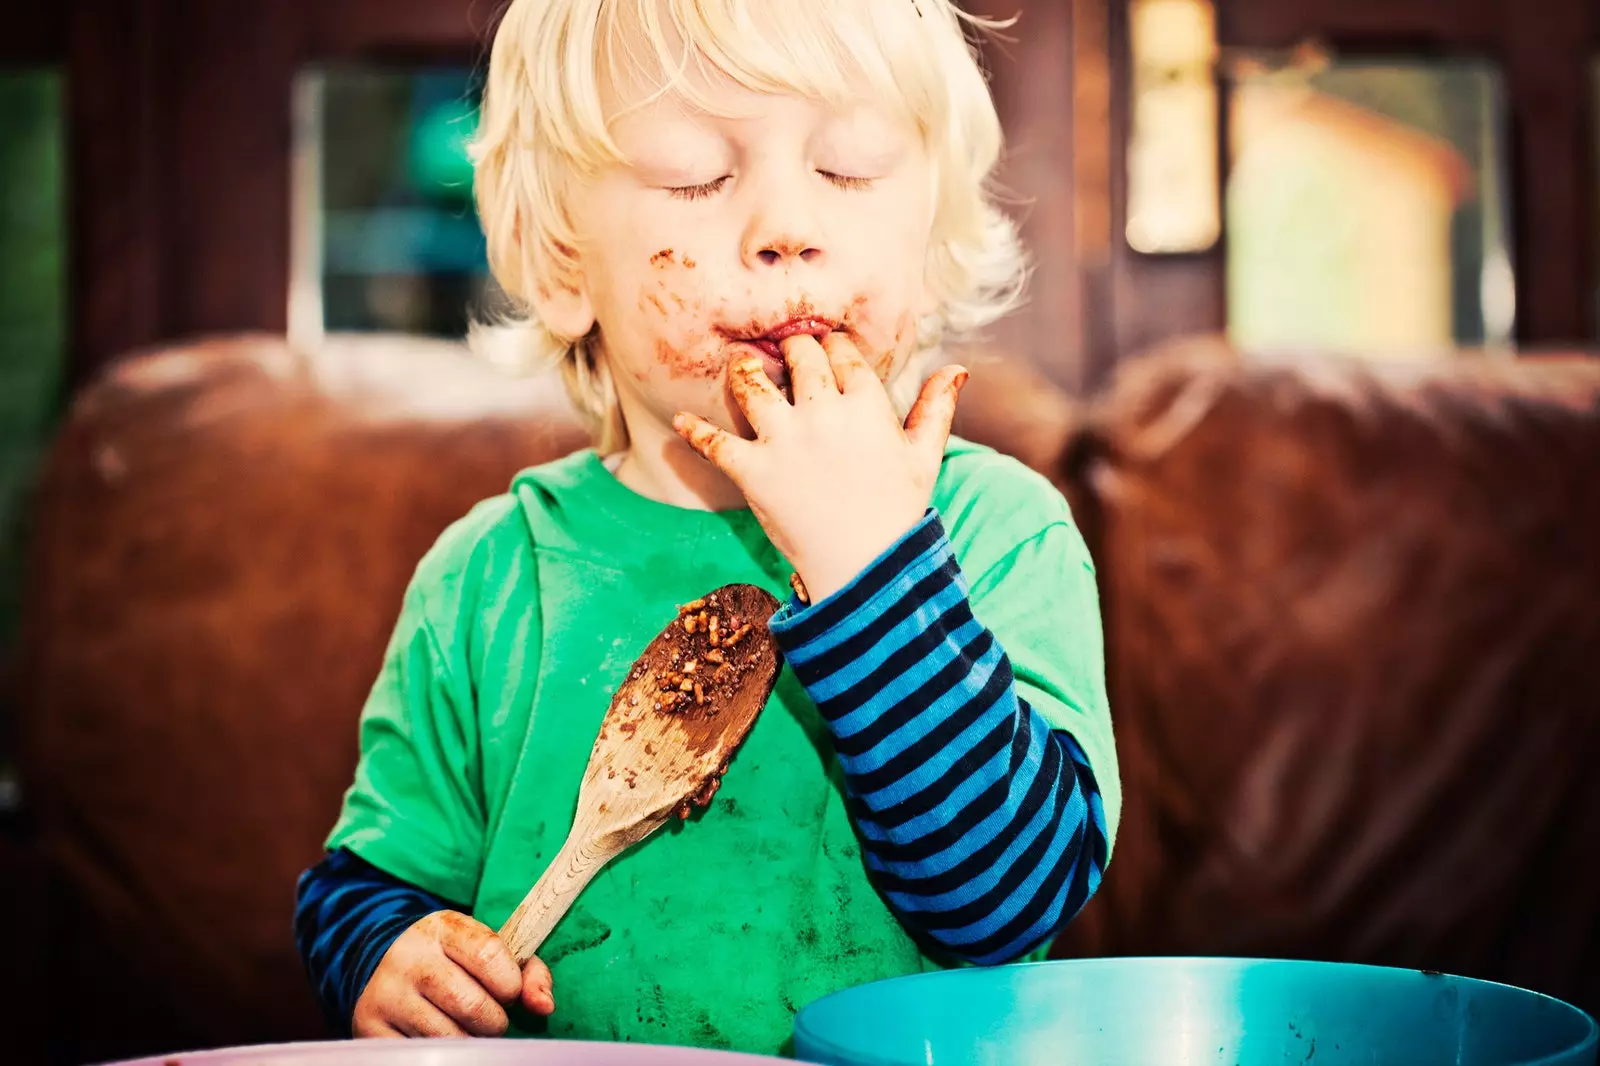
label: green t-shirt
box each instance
[327,437,1119,1054]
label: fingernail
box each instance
[953,369,970,392]
[738,358,764,375]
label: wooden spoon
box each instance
[497,582,783,964]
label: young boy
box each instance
[295,0,1119,1055]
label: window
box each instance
[1226,58,1514,357]
[290,65,501,345]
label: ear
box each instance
[534,277,597,341]
[512,213,597,340]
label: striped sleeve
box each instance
[294,847,463,1033]
[768,511,1109,965]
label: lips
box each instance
[735,317,836,359]
[723,316,840,398]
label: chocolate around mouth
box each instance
[723,317,843,402]
[728,316,838,355]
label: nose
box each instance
[740,172,827,270]
[753,240,822,267]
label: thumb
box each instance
[904,365,968,465]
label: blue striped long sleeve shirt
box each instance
[769,510,1108,964]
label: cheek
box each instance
[843,295,918,379]
[652,337,711,381]
[636,285,689,319]
[637,249,694,318]
[627,265,730,383]
[875,313,919,379]
[890,308,919,356]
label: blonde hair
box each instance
[469,0,1027,451]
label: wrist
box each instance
[797,555,877,605]
[792,511,930,603]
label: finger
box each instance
[438,919,522,1004]
[903,365,969,465]
[352,1007,406,1039]
[521,956,557,1017]
[727,356,788,436]
[780,334,838,402]
[392,994,471,1038]
[673,412,749,475]
[416,961,510,1036]
[820,332,879,394]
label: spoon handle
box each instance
[498,830,613,965]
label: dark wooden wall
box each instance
[6,0,1598,391]
[1,2,64,65]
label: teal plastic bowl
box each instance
[793,958,1598,1066]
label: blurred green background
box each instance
[0,70,65,795]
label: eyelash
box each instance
[823,172,873,192]
[668,176,730,201]
[666,172,874,201]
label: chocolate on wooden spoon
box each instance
[497,583,782,964]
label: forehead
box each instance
[595,0,938,129]
[602,73,911,156]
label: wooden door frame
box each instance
[967,0,1229,393]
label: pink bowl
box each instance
[102,1039,789,1066]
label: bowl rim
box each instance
[790,956,1600,1066]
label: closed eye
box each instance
[820,171,873,191]
[667,176,731,201]
[668,172,873,198]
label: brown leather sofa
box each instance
[13,333,1600,1064]
[1049,339,1600,1000]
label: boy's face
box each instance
[547,67,936,441]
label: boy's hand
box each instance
[352,910,555,1038]
[674,333,967,603]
